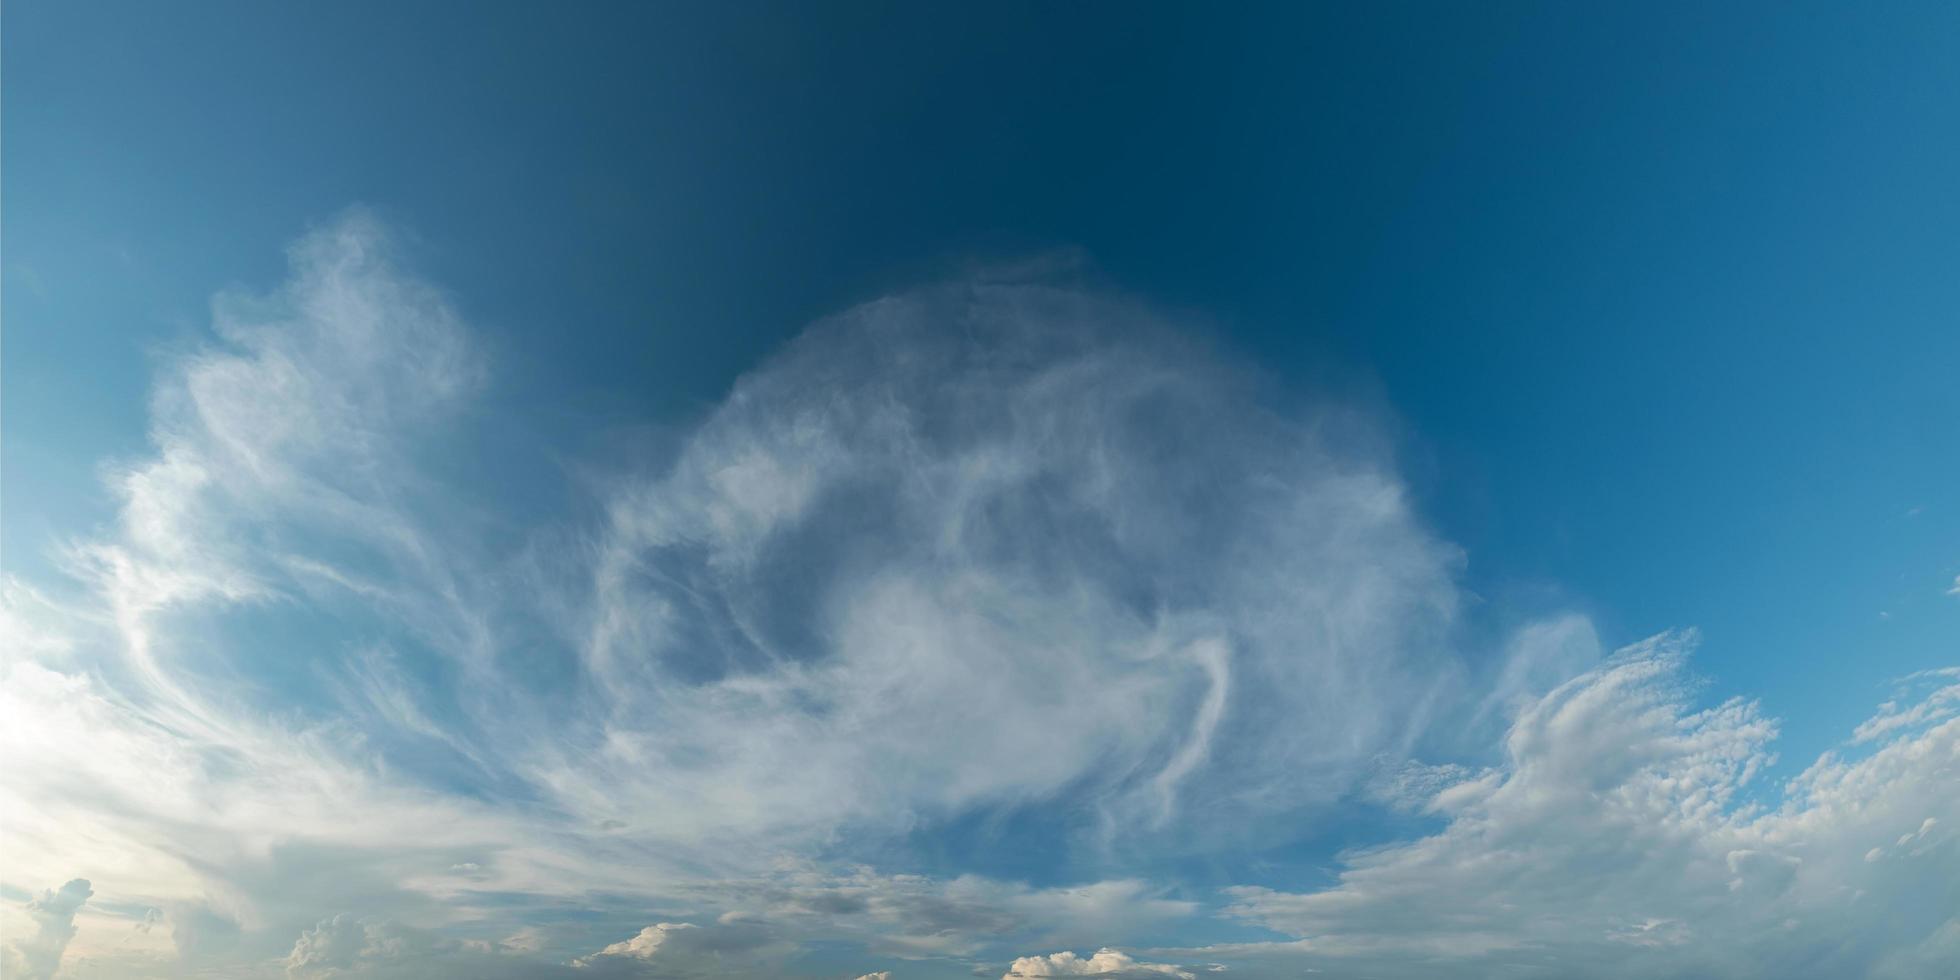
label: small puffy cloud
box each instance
[2,878,93,980]
[852,973,893,980]
[573,919,786,978]
[1004,948,1194,979]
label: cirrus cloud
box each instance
[4,213,1953,980]
[1202,637,1960,978]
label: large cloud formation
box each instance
[1,214,1954,978]
[556,271,1463,853]
[1203,641,1960,978]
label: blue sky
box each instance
[3,3,1958,979]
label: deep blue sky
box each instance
[8,0,1958,797]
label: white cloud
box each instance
[2,878,93,980]
[1003,947,1193,979]
[73,209,481,649]
[0,213,591,973]
[286,914,375,977]
[1853,669,1960,744]
[573,919,787,978]
[556,280,1464,853]
[1207,634,1960,978]
[9,213,1953,980]
[5,222,1468,953]
[1469,612,1601,729]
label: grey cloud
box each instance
[166,902,244,961]
[285,913,373,977]
[3,878,93,980]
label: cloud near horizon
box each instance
[1177,641,1960,978]
[1002,948,1193,979]
[2,878,94,980]
[2,214,1954,978]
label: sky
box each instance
[2,2,1957,978]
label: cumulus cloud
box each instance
[1003,948,1193,979]
[572,919,788,978]
[2,878,93,980]
[286,914,379,977]
[689,865,1195,959]
[1209,634,1960,978]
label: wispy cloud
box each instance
[1191,636,1960,978]
[4,214,1954,979]
[558,280,1467,860]
[2,214,1461,976]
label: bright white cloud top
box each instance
[2,215,1955,978]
